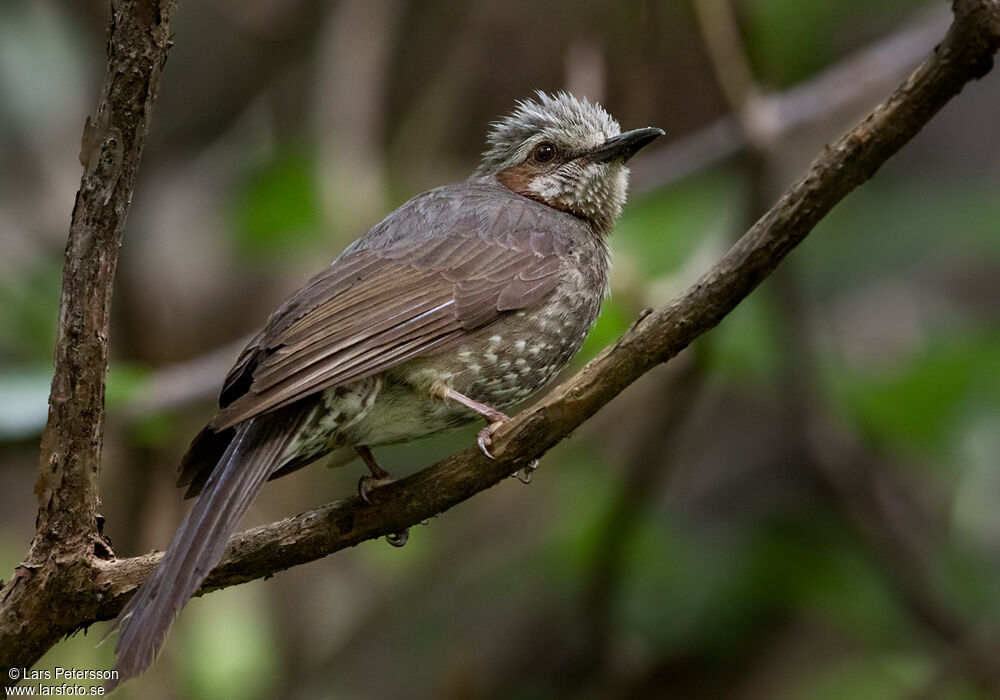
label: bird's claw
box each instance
[477,430,495,459]
[386,528,409,547]
[476,417,507,459]
[510,458,540,484]
[358,474,395,505]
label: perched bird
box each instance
[109,91,662,685]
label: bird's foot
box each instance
[353,445,409,545]
[476,414,509,459]
[510,458,539,484]
[385,529,410,547]
[356,445,393,505]
[438,388,510,459]
[358,473,395,505]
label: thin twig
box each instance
[692,0,761,115]
[119,338,248,421]
[631,4,951,193]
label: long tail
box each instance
[109,406,307,687]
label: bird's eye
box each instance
[532,142,557,163]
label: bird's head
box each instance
[474,91,663,234]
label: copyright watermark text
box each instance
[5,667,116,696]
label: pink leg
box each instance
[443,388,509,459]
[356,445,393,504]
[355,446,409,546]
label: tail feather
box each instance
[109,407,307,687]
[175,424,236,499]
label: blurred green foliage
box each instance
[831,331,1000,456]
[743,0,938,85]
[0,261,61,363]
[231,148,325,261]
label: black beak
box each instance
[588,126,665,163]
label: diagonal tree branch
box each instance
[0,0,177,674]
[92,0,1000,618]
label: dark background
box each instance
[2,0,999,698]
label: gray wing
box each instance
[210,183,574,429]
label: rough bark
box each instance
[0,0,177,674]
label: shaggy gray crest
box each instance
[474,91,622,176]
